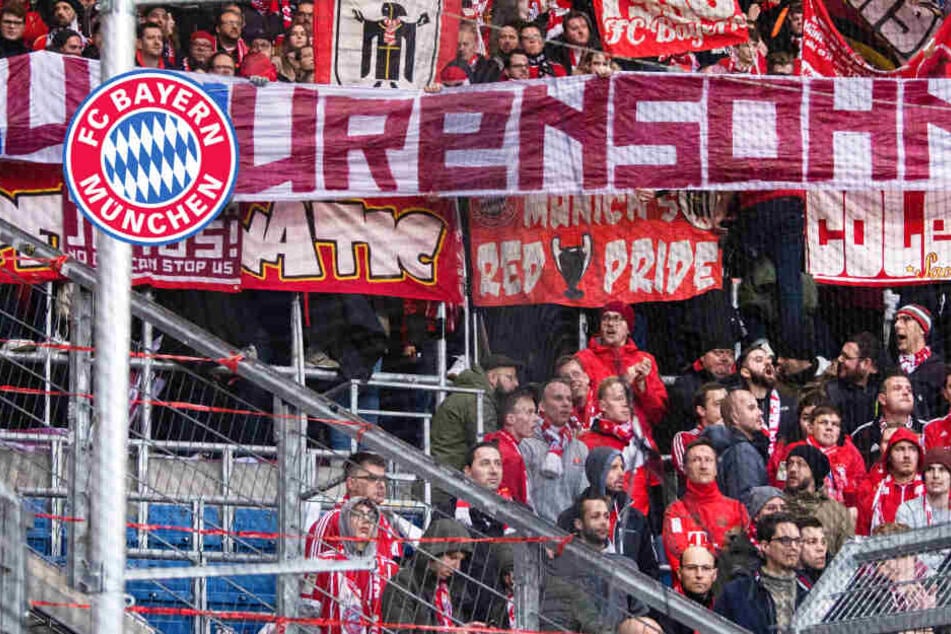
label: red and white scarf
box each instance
[766,389,782,457]
[492,429,531,507]
[506,591,515,627]
[871,474,926,530]
[541,419,572,456]
[900,346,932,374]
[434,580,453,627]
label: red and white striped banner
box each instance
[8,53,951,196]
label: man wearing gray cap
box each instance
[431,353,522,471]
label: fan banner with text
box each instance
[468,193,722,307]
[806,191,951,286]
[12,54,951,194]
[0,162,463,301]
[592,0,748,58]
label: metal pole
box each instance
[90,2,135,627]
[66,286,92,589]
[437,302,447,408]
[512,541,541,632]
[138,292,154,550]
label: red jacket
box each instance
[575,336,668,428]
[924,414,951,450]
[663,479,749,579]
[484,429,530,507]
[301,549,398,634]
[856,427,925,535]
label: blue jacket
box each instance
[714,568,811,634]
[703,426,767,502]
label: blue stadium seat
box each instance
[125,559,194,605]
[232,508,277,553]
[146,505,193,551]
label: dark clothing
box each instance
[661,367,738,452]
[754,388,799,443]
[0,37,29,58]
[715,529,763,594]
[660,589,714,634]
[545,546,646,632]
[908,352,947,421]
[714,568,811,634]
[557,447,660,580]
[825,377,881,435]
[851,417,927,471]
[705,426,767,502]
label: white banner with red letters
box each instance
[13,53,951,194]
[593,0,748,59]
[806,191,951,285]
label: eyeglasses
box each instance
[353,474,387,483]
[769,536,802,547]
[602,314,626,323]
[2,19,25,25]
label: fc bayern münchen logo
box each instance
[63,70,238,246]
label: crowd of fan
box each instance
[299,299,951,634]
[0,0,804,82]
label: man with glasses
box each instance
[215,7,247,64]
[305,452,406,561]
[662,545,718,633]
[0,6,28,58]
[576,301,668,431]
[715,513,812,634]
[826,332,881,435]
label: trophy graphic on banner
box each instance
[552,234,592,299]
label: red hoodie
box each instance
[662,479,749,579]
[856,427,925,535]
[575,337,668,428]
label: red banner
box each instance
[239,199,464,302]
[802,0,951,77]
[0,162,463,302]
[469,193,722,307]
[594,0,748,58]
[806,191,951,285]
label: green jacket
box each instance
[430,367,498,471]
[785,489,855,556]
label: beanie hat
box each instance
[788,444,830,484]
[190,30,217,47]
[744,485,784,519]
[239,51,277,81]
[897,304,932,335]
[440,63,469,84]
[923,447,951,473]
[601,301,635,333]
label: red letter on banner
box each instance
[807,79,898,182]
[323,96,413,191]
[418,90,514,192]
[518,78,608,190]
[232,84,316,194]
[903,81,951,181]
[612,75,702,188]
[4,55,90,156]
[707,77,803,183]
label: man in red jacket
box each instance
[924,365,951,450]
[575,301,668,430]
[484,388,536,508]
[663,438,749,580]
[856,427,925,535]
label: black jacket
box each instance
[908,353,947,421]
[714,568,812,634]
[825,377,881,435]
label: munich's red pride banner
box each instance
[593,0,748,58]
[469,193,722,307]
[239,198,464,303]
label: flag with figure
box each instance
[315,0,461,88]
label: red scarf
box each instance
[594,416,634,443]
[541,418,572,456]
[900,346,932,374]
[434,580,453,626]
